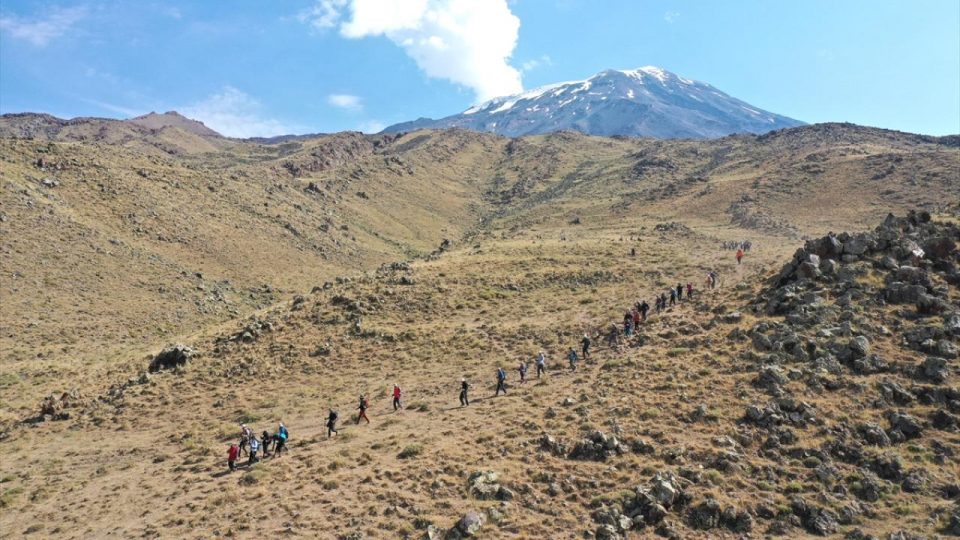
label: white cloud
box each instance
[298,0,347,29]
[328,94,363,110]
[302,0,523,102]
[0,5,87,46]
[664,11,680,23]
[180,86,296,138]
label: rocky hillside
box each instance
[384,67,805,138]
[1,122,957,419]
[1,207,956,539]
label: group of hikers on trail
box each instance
[721,240,752,251]
[228,422,289,470]
[223,259,737,471]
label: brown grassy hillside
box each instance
[0,117,957,538]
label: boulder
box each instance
[920,357,949,383]
[848,336,870,359]
[569,431,625,461]
[857,423,891,446]
[452,512,483,537]
[148,344,194,372]
[797,262,821,279]
[688,499,721,529]
[887,412,924,441]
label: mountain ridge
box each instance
[384,66,805,138]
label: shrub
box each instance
[398,444,423,459]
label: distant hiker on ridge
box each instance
[495,366,507,396]
[227,443,239,471]
[326,409,339,438]
[239,423,253,458]
[392,384,403,411]
[459,377,470,406]
[357,394,370,424]
[273,422,288,457]
[581,334,591,361]
[535,351,546,378]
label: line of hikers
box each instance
[228,422,289,470]
[224,268,727,471]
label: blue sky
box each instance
[1,0,958,137]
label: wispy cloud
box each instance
[300,0,523,102]
[521,54,553,74]
[327,93,363,111]
[80,98,144,118]
[180,86,298,138]
[298,0,347,29]
[664,11,680,23]
[0,5,87,46]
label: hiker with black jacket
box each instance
[459,378,470,406]
[326,409,339,438]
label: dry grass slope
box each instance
[0,118,957,538]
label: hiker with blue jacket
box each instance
[495,366,507,396]
[273,422,288,457]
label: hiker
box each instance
[654,296,662,314]
[669,288,677,307]
[686,283,693,299]
[248,435,260,465]
[495,367,507,396]
[606,323,620,349]
[518,361,528,384]
[581,334,591,361]
[676,283,683,301]
[392,384,403,411]
[567,347,578,371]
[459,378,470,406]
[736,248,744,264]
[535,351,546,378]
[660,293,668,310]
[356,394,370,424]
[227,443,239,471]
[639,300,649,322]
[239,424,253,458]
[326,409,339,438]
[260,429,273,457]
[623,311,633,336]
[274,422,288,457]
[632,308,641,329]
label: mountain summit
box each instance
[384,66,804,138]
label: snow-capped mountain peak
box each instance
[384,66,804,139]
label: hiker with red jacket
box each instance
[392,384,403,411]
[227,443,239,471]
[736,248,744,264]
[357,394,370,424]
[686,283,693,299]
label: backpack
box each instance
[497,368,505,381]
[279,425,289,439]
